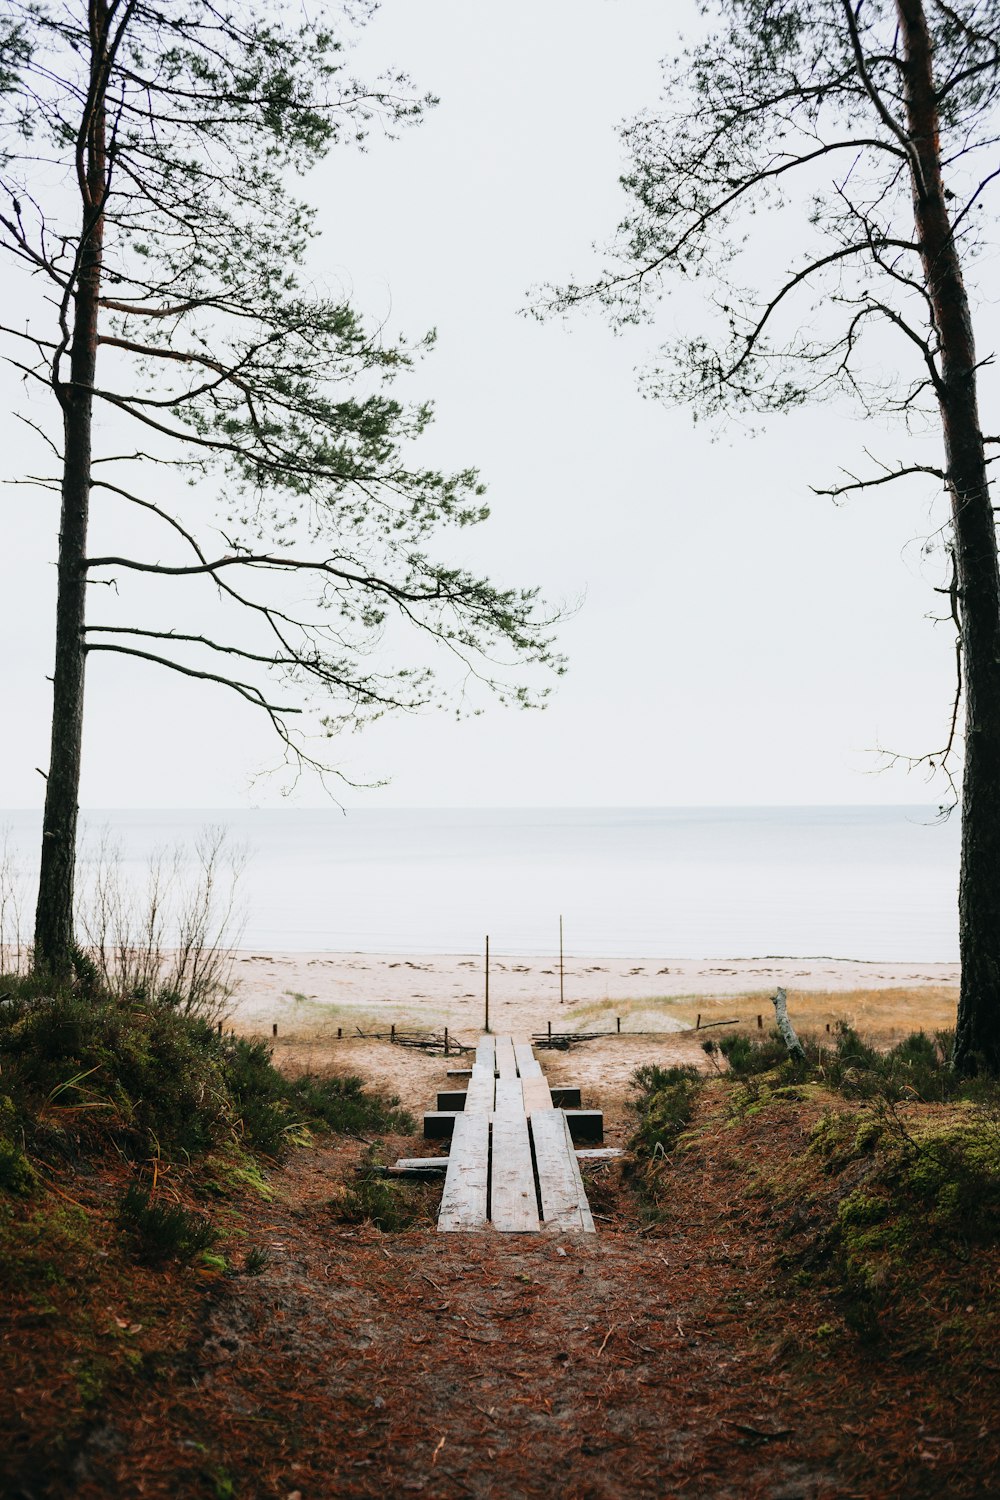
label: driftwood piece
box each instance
[772,987,805,1059]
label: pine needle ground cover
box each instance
[2,1010,998,1498]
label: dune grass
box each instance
[566,986,960,1042]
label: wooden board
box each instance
[520,1074,553,1113]
[564,1109,604,1143]
[475,1036,496,1072]
[464,1063,495,1115]
[437,1090,468,1111]
[513,1042,542,1078]
[493,1076,524,1115]
[530,1109,596,1233]
[490,1106,540,1232]
[494,1034,517,1080]
[438,1112,490,1232]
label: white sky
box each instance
[1,0,992,810]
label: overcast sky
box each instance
[1,0,993,810]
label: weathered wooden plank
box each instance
[574,1147,624,1161]
[493,1076,524,1115]
[475,1036,496,1071]
[513,1042,542,1078]
[494,1034,517,1080]
[384,1160,448,1178]
[490,1107,539,1232]
[530,1110,596,1233]
[520,1074,553,1113]
[438,1112,490,1231]
[464,1063,495,1115]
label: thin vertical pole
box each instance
[559,914,564,1006]
[485,934,490,1033]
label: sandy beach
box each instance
[228,949,961,1115]
[229,947,959,1034]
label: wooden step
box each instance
[423,1111,459,1139]
[530,1110,595,1233]
[550,1086,582,1109]
[438,1113,489,1231]
[565,1110,604,1144]
[386,1159,448,1178]
[437,1090,468,1111]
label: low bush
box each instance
[117,1183,218,1264]
[719,1023,1000,1107]
[628,1064,704,1157]
[334,1171,421,1232]
[0,977,415,1186]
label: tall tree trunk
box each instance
[33,1,108,975]
[896,0,1000,1072]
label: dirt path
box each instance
[60,1116,994,1500]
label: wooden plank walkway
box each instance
[437,1113,489,1231]
[530,1109,596,1232]
[435,1035,597,1235]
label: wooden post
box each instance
[217,1020,223,1035]
[391,1023,396,1043]
[548,1020,552,1042]
[826,1022,831,1033]
[337,1027,342,1039]
[444,1026,449,1056]
[757,1014,763,1030]
[559,914,565,1006]
[616,1016,621,1033]
[484,935,490,1034]
[272,1023,278,1038]
[696,1013,701,1030]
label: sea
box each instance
[0,806,960,963]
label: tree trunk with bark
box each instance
[33,1,108,974]
[896,0,1000,1072]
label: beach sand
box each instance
[227,949,960,1119]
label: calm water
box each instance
[0,806,960,961]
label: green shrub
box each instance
[0,988,228,1157]
[335,1172,419,1232]
[628,1064,704,1157]
[720,1023,1000,1108]
[223,1037,415,1154]
[0,979,415,1181]
[116,1183,218,1263]
[243,1246,270,1275]
[0,1093,35,1194]
[283,1070,414,1138]
[719,1030,790,1076]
